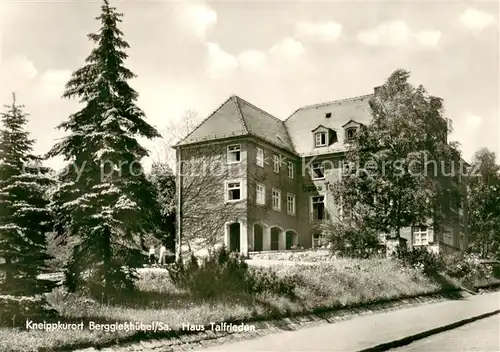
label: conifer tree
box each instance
[0,93,54,295]
[47,0,161,300]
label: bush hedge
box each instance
[168,247,298,300]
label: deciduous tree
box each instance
[467,148,500,259]
[337,69,463,242]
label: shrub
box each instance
[168,246,297,300]
[321,220,383,259]
[395,246,443,275]
[248,268,299,299]
[0,295,59,327]
[441,254,500,287]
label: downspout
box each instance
[175,146,182,262]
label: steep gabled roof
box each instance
[176,95,294,152]
[176,96,247,147]
[342,119,363,128]
[311,124,334,132]
[285,94,374,155]
[236,96,294,151]
[176,92,375,156]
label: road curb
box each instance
[359,309,500,352]
[54,287,500,352]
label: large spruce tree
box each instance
[0,93,54,295]
[47,0,161,299]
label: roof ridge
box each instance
[232,95,248,134]
[235,95,285,124]
[284,93,374,121]
[175,95,235,146]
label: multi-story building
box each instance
[173,89,468,257]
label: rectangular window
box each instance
[272,188,281,210]
[256,147,264,167]
[226,181,241,202]
[273,155,280,173]
[443,231,454,246]
[287,161,294,179]
[311,195,325,220]
[315,132,327,147]
[412,226,428,246]
[287,193,296,215]
[256,183,265,205]
[346,128,357,141]
[312,234,327,249]
[458,201,464,225]
[227,144,241,164]
[311,162,325,179]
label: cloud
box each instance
[2,55,38,80]
[205,37,305,79]
[295,21,343,41]
[37,69,72,100]
[451,112,485,160]
[357,20,442,48]
[237,50,267,71]
[413,30,442,48]
[459,8,495,32]
[269,37,305,58]
[0,56,38,105]
[358,21,411,46]
[175,3,217,40]
[464,112,483,127]
[206,42,239,79]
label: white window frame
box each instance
[412,226,429,246]
[256,183,266,205]
[311,195,326,221]
[287,161,294,179]
[311,162,325,180]
[315,132,327,147]
[225,180,242,203]
[227,144,241,164]
[287,193,296,215]
[272,188,281,211]
[256,147,264,167]
[273,155,280,173]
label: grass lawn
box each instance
[0,258,444,351]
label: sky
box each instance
[0,0,499,171]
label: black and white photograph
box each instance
[0,0,499,351]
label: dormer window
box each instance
[342,120,362,143]
[315,132,327,147]
[345,128,357,141]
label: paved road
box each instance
[192,292,500,352]
[393,314,500,352]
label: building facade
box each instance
[174,90,468,257]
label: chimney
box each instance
[374,86,382,94]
